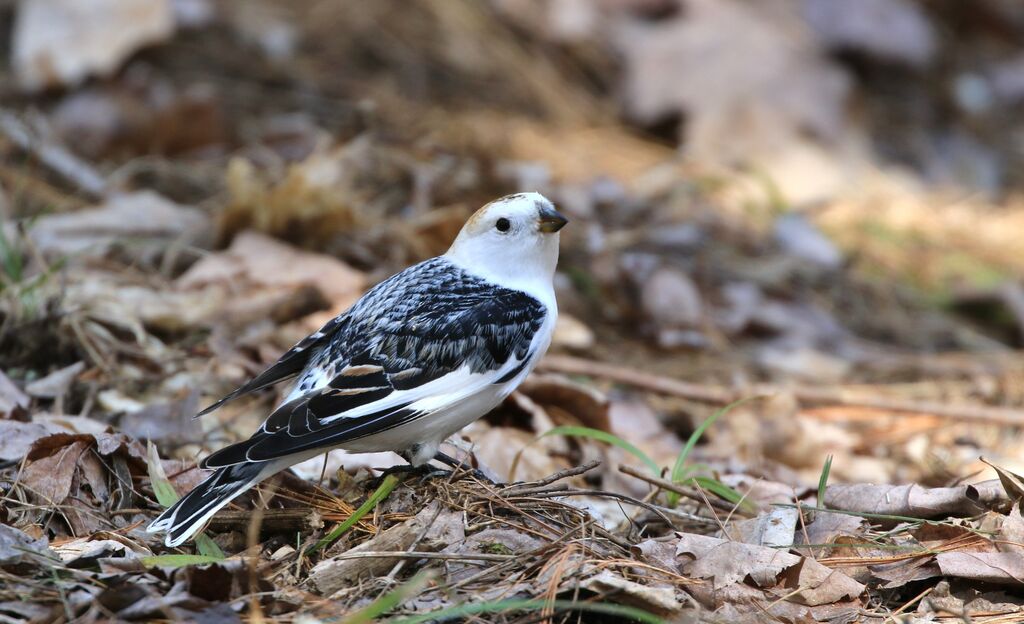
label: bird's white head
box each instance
[444,192,567,294]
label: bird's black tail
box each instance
[147,461,272,547]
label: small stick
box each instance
[382,504,442,583]
[0,111,106,198]
[207,508,323,534]
[500,461,601,497]
[617,464,740,515]
[540,354,1024,426]
[324,551,513,562]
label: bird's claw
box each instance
[418,466,496,485]
[369,463,428,488]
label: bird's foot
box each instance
[431,451,499,484]
[369,463,429,488]
[416,467,496,485]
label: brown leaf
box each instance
[608,400,682,468]
[118,393,203,445]
[823,483,988,521]
[803,0,936,68]
[580,570,683,618]
[935,552,1024,586]
[0,524,50,568]
[966,479,1012,511]
[869,557,942,589]
[732,506,798,548]
[20,439,91,504]
[0,420,66,461]
[796,511,866,556]
[471,424,564,483]
[0,370,29,419]
[12,0,174,91]
[518,373,609,431]
[640,266,703,330]
[178,230,365,305]
[551,313,594,351]
[618,0,851,204]
[981,458,1024,502]
[633,538,680,575]
[30,191,211,262]
[25,362,86,399]
[676,533,864,605]
[999,504,1024,556]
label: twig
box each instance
[519,487,719,529]
[382,504,441,584]
[206,508,323,534]
[540,354,1024,426]
[0,111,106,198]
[500,461,601,497]
[325,551,513,562]
[886,585,934,623]
[617,464,740,515]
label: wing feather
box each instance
[200,257,547,466]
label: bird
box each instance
[148,192,567,547]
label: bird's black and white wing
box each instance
[194,315,348,417]
[200,257,547,468]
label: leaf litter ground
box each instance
[3,1,1024,622]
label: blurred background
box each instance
[2,0,1024,526]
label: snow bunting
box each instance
[148,192,567,546]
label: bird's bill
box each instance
[537,206,569,233]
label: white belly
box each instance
[336,382,507,460]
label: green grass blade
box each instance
[667,396,761,506]
[308,473,400,555]
[141,554,225,568]
[341,571,436,624]
[542,425,659,475]
[390,599,664,624]
[146,441,224,559]
[194,533,226,559]
[0,221,24,285]
[146,442,180,508]
[776,503,928,524]
[817,454,833,510]
[690,476,757,514]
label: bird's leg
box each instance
[429,451,497,484]
[368,449,430,487]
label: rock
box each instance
[773,213,843,269]
[551,313,595,350]
[803,0,936,68]
[641,267,702,328]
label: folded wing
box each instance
[201,258,546,468]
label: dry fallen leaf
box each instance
[12,0,175,91]
[518,373,610,431]
[935,552,1024,586]
[0,370,30,419]
[580,570,683,618]
[823,483,992,521]
[675,532,865,606]
[803,0,936,68]
[178,230,365,306]
[30,191,211,263]
[617,0,851,168]
[24,362,85,400]
[981,458,1024,503]
[0,524,50,569]
[0,420,69,462]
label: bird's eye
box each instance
[495,218,511,232]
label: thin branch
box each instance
[540,354,1024,426]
